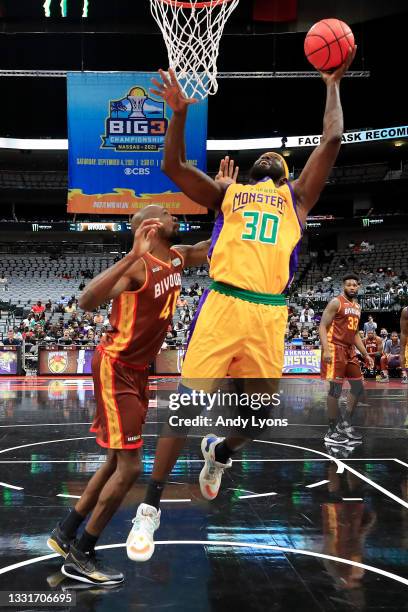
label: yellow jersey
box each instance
[208,178,303,294]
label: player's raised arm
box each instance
[319,298,340,364]
[400,307,408,370]
[79,218,162,311]
[176,239,211,268]
[292,46,356,225]
[150,69,226,211]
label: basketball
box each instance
[304,18,355,72]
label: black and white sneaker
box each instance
[62,543,124,586]
[324,443,354,459]
[324,428,349,445]
[47,524,74,559]
[337,420,362,444]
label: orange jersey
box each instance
[364,336,381,354]
[100,249,183,366]
[327,294,361,347]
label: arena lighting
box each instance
[0,126,407,152]
[43,0,88,17]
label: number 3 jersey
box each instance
[328,294,361,347]
[208,178,303,294]
[99,249,183,367]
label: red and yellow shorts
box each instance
[321,343,362,381]
[90,348,149,450]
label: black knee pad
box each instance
[328,382,343,399]
[350,379,364,399]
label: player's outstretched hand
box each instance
[130,218,163,260]
[320,45,357,84]
[215,156,239,186]
[150,68,198,113]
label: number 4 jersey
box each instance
[100,250,183,367]
[328,294,361,347]
[209,178,302,294]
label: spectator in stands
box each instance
[22,313,32,328]
[45,299,52,312]
[58,330,73,346]
[300,304,315,323]
[79,281,86,291]
[363,315,377,336]
[180,305,192,324]
[13,327,23,342]
[379,331,402,382]
[363,330,383,371]
[31,300,45,314]
[174,320,186,333]
[177,296,187,308]
[64,300,76,314]
[2,329,22,346]
[93,311,104,325]
[84,330,97,346]
[380,328,389,350]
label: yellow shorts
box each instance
[181,287,288,379]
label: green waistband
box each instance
[210,281,286,306]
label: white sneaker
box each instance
[126,503,160,562]
[199,434,232,500]
[401,375,408,384]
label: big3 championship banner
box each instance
[67,73,208,215]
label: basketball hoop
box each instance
[150,0,240,99]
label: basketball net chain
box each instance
[150,0,240,100]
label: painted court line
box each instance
[1,542,407,587]
[306,480,330,489]
[56,494,80,499]
[161,499,191,503]
[394,459,408,469]
[254,440,408,511]
[239,492,277,500]
[0,482,23,491]
[342,498,363,501]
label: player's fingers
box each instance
[233,166,239,182]
[151,77,164,90]
[186,98,198,105]
[149,88,164,98]
[228,158,234,177]
[158,68,172,88]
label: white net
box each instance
[150,0,240,99]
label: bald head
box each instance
[131,205,180,245]
[131,205,165,235]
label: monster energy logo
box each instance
[43,0,89,17]
[362,218,384,227]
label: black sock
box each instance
[60,508,86,539]
[76,529,99,555]
[329,419,337,431]
[145,479,166,510]
[214,440,236,464]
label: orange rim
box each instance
[158,0,234,8]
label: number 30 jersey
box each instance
[328,294,361,347]
[208,178,303,294]
[100,249,183,367]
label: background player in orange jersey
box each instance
[320,274,373,447]
[47,205,211,586]
[400,307,408,384]
[363,329,383,373]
